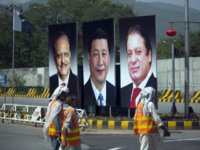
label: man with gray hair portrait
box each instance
[50,31,77,98]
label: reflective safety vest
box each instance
[134,101,158,134]
[48,100,64,136]
[61,109,81,146]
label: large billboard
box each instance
[49,23,78,98]
[119,16,157,108]
[82,18,116,106]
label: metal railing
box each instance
[0,103,90,128]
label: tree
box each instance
[0,3,22,69]
[0,3,49,69]
[0,0,136,68]
[46,0,136,64]
[7,74,26,88]
[157,31,200,60]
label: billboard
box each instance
[82,18,116,106]
[49,23,78,98]
[119,15,157,108]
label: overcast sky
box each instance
[136,0,200,11]
[0,0,199,11]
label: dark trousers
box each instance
[50,135,60,150]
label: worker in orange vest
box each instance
[134,87,170,150]
[60,95,81,150]
[43,85,69,150]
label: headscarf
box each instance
[140,87,155,117]
[43,85,69,141]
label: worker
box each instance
[60,95,81,150]
[43,85,69,150]
[134,87,170,150]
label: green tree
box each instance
[7,74,26,88]
[157,31,200,60]
[0,3,22,69]
[46,0,136,65]
[0,0,136,68]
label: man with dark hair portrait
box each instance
[121,25,157,108]
[50,31,77,98]
[84,28,115,106]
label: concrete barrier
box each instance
[86,120,200,130]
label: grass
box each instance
[86,112,200,121]
[87,115,134,121]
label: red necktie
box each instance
[129,88,141,108]
[61,83,66,86]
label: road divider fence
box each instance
[0,103,90,128]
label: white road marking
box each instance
[39,101,47,103]
[108,147,122,150]
[164,138,200,142]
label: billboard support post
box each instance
[109,106,111,118]
[90,106,92,117]
[128,108,130,118]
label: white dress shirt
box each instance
[90,78,107,106]
[130,69,153,107]
[58,71,70,87]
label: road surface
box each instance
[0,97,200,113]
[0,121,200,150]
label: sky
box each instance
[136,0,200,11]
[0,0,199,11]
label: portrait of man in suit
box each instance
[84,28,115,106]
[50,31,77,98]
[121,24,157,108]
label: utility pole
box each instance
[171,44,177,114]
[184,0,189,118]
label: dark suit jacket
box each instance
[50,69,78,97]
[84,78,116,106]
[121,73,157,108]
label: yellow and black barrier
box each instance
[0,88,3,94]
[0,88,16,97]
[158,99,200,103]
[1,113,199,130]
[158,90,181,102]
[34,89,47,98]
[82,120,200,130]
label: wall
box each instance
[0,67,49,89]
[1,57,200,97]
[157,57,200,97]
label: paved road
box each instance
[0,97,49,107]
[158,102,200,113]
[0,121,200,150]
[1,97,200,113]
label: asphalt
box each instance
[0,121,200,150]
[1,97,200,113]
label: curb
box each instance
[1,113,200,130]
[83,120,200,130]
[158,99,200,103]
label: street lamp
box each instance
[163,39,176,59]
[163,41,170,59]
